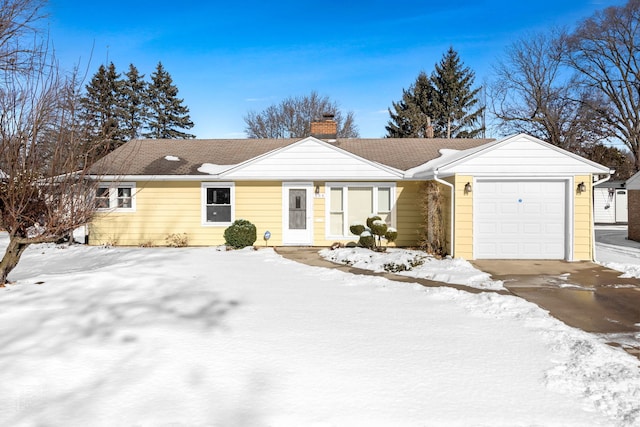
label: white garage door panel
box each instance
[475,180,566,259]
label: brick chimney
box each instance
[310,113,337,141]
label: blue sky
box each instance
[48,0,621,138]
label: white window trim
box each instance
[201,182,235,227]
[96,182,137,213]
[324,182,397,239]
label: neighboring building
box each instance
[594,180,628,224]
[89,130,610,261]
[626,172,640,242]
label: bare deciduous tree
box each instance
[0,57,102,284]
[0,0,47,74]
[244,91,359,138]
[566,0,640,170]
[0,0,103,285]
[491,29,611,151]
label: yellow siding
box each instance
[395,182,422,247]
[89,180,425,247]
[90,181,284,246]
[312,182,329,245]
[573,175,593,260]
[235,182,283,247]
[90,175,596,259]
[452,175,473,259]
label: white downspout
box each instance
[590,173,612,262]
[433,170,455,258]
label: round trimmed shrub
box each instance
[370,219,388,237]
[385,227,398,243]
[358,231,375,249]
[366,215,382,228]
[224,219,257,249]
[350,222,366,236]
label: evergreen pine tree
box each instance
[144,62,195,139]
[386,48,484,138]
[386,72,435,137]
[431,47,484,138]
[120,64,149,141]
[80,62,126,158]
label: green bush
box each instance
[358,231,375,249]
[224,219,257,249]
[349,222,366,236]
[370,219,388,237]
[385,227,398,244]
[366,215,382,228]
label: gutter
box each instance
[433,170,455,258]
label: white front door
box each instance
[474,179,568,259]
[282,183,314,245]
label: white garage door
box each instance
[474,180,566,259]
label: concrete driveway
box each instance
[470,260,640,336]
[472,227,640,357]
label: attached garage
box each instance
[474,179,568,259]
[406,133,611,261]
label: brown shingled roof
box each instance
[90,137,495,176]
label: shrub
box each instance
[366,214,382,228]
[224,219,257,249]
[370,219,388,237]
[385,227,398,244]
[349,222,366,236]
[358,231,375,249]
[166,233,188,247]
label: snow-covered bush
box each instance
[224,219,257,249]
[385,227,398,244]
[349,221,366,236]
[353,214,398,251]
[358,231,375,249]
[366,214,382,228]
[370,219,388,237]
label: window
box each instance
[326,183,395,237]
[96,183,136,212]
[95,187,110,209]
[202,183,234,225]
[117,187,132,208]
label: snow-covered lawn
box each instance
[0,232,639,426]
[320,247,505,290]
[595,225,640,279]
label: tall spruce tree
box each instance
[80,62,126,158]
[145,62,195,139]
[387,48,484,138]
[121,64,149,141]
[386,72,435,138]
[431,48,484,138]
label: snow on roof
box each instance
[197,163,237,175]
[165,155,180,162]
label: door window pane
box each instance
[289,189,306,229]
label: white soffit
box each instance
[221,137,404,180]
